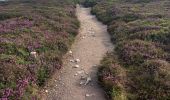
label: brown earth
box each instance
[44,5,113,100]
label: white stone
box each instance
[77,70,84,74]
[85,76,92,85]
[69,50,73,54]
[85,94,90,97]
[75,59,80,63]
[74,65,80,68]
[30,51,37,58]
[45,90,48,93]
[80,81,84,85]
[81,76,87,80]
[74,73,78,76]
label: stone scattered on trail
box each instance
[85,93,95,97]
[73,65,80,68]
[45,90,48,93]
[85,94,90,97]
[69,50,73,54]
[70,59,75,62]
[82,36,85,39]
[77,70,84,74]
[85,76,92,85]
[81,75,87,80]
[74,73,78,76]
[75,59,80,63]
[80,81,84,85]
[93,65,97,67]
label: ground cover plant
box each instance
[82,0,170,99]
[0,0,79,99]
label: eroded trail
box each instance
[45,5,113,100]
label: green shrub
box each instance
[98,53,127,100]
[82,0,98,7]
[129,60,170,99]
[37,67,49,86]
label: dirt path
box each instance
[45,5,113,100]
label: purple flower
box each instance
[0,18,34,33]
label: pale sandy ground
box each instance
[44,5,113,100]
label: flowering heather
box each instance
[90,0,170,99]
[0,18,34,33]
[0,76,35,100]
[0,0,79,99]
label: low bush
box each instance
[98,53,127,100]
[129,59,170,99]
[115,40,166,66]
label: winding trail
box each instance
[45,5,113,100]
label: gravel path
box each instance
[45,5,113,100]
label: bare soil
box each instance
[44,5,113,100]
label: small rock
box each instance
[74,73,78,76]
[82,36,85,39]
[73,65,80,68]
[56,85,58,87]
[80,81,84,85]
[30,51,37,58]
[75,59,80,63]
[45,90,48,93]
[77,70,84,74]
[85,94,90,97]
[81,76,87,80]
[85,76,92,85]
[93,65,97,67]
[85,93,95,97]
[69,50,72,54]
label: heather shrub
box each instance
[0,0,79,99]
[0,12,21,21]
[81,0,98,7]
[91,1,115,24]
[129,59,170,99]
[115,40,166,66]
[87,0,170,99]
[98,53,127,100]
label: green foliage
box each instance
[81,0,98,7]
[98,53,127,100]
[37,67,49,86]
[0,12,21,21]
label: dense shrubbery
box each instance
[115,40,166,66]
[0,0,79,99]
[82,0,170,99]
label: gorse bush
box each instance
[81,0,170,99]
[0,0,79,99]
